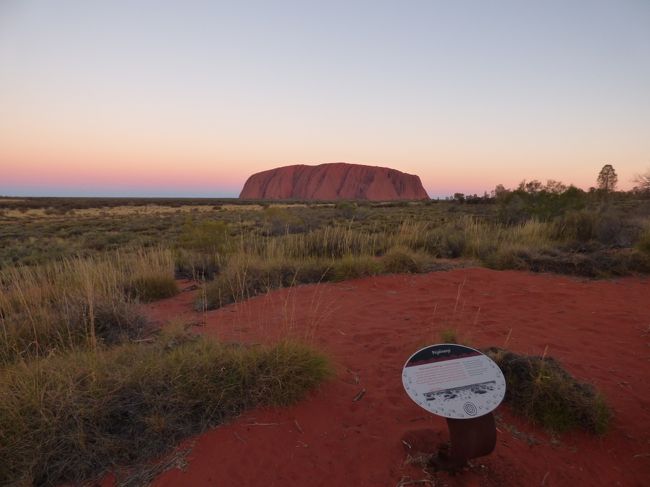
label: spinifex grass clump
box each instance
[200,250,435,310]
[380,246,434,274]
[0,248,175,363]
[200,257,330,309]
[484,347,611,434]
[0,330,330,486]
[125,274,179,302]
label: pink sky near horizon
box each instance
[1,136,647,197]
[2,124,645,197]
[1,1,649,198]
[3,155,643,198]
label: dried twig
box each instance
[346,368,360,384]
[396,477,434,486]
[353,388,366,401]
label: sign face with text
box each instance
[402,344,506,419]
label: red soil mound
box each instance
[239,162,430,200]
[133,269,650,486]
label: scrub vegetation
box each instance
[0,245,331,485]
[0,328,330,486]
[484,347,611,434]
[1,178,647,483]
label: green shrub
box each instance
[335,201,357,219]
[177,219,229,253]
[484,347,611,434]
[553,210,597,242]
[0,335,330,486]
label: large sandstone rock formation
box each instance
[239,163,429,201]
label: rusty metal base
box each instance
[430,412,496,471]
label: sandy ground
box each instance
[124,268,649,486]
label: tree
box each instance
[544,179,567,194]
[597,164,618,192]
[492,184,508,200]
[517,179,543,194]
[633,169,650,193]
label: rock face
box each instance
[239,163,429,201]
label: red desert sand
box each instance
[107,268,650,486]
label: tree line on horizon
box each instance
[449,164,650,205]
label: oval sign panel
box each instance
[402,344,506,419]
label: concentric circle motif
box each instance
[463,402,478,416]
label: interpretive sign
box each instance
[401,344,506,469]
[402,344,506,419]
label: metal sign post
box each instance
[402,344,506,470]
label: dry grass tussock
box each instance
[198,217,560,310]
[236,216,555,262]
[199,246,436,310]
[0,248,178,364]
[0,248,331,485]
[0,326,331,486]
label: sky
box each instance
[1,0,649,198]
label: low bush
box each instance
[484,347,611,434]
[381,247,426,273]
[329,255,381,281]
[176,219,229,254]
[594,211,623,245]
[482,243,530,270]
[0,333,330,486]
[636,227,650,255]
[173,248,222,279]
[334,200,357,219]
[88,299,147,346]
[441,228,466,258]
[125,274,179,302]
